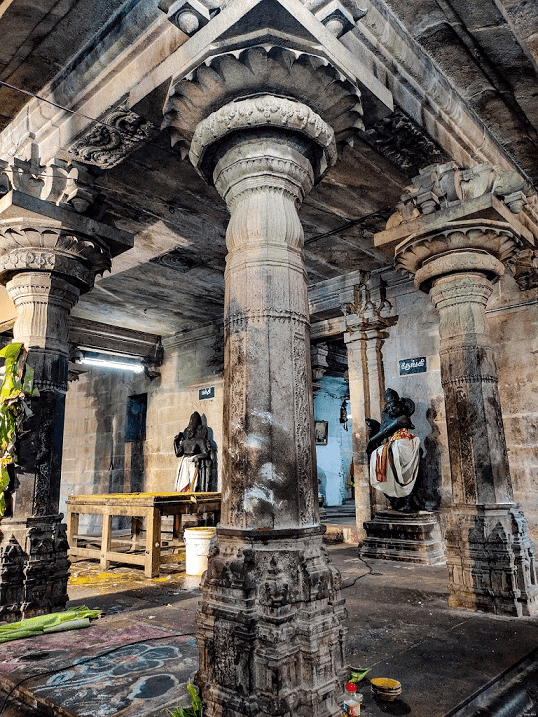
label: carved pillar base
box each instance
[0,516,69,621]
[196,528,346,717]
[445,505,538,617]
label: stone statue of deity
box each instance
[174,411,213,492]
[366,388,420,511]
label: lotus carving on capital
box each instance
[163,46,363,159]
[395,222,520,288]
[0,226,111,287]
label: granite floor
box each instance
[1,544,537,717]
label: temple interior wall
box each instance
[61,326,224,533]
[60,277,538,542]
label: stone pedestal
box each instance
[185,97,346,717]
[198,528,346,717]
[360,511,445,565]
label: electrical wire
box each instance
[341,554,381,590]
[0,629,197,716]
[0,79,391,243]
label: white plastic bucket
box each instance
[184,526,217,576]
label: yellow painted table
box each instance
[66,492,221,578]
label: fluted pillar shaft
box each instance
[430,272,513,506]
[188,97,346,717]
[216,138,318,530]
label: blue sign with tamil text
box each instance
[399,357,427,376]
[199,386,215,400]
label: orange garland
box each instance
[375,427,415,482]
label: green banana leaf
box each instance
[0,606,101,643]
[0,342,37,516]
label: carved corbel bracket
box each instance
[375,162,535,262]
[507,247,538,291]
[341,271,397,335]
[0,157,100,214]
[359,108,449,178]
[68,104,157,170]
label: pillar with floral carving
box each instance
[0,161,132,620]
[376,161,538,616]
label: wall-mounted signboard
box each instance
[399,357,427,376]
[199,386,215,400]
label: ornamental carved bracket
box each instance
[375,162,535,259]
[342,271,396,333]
[69,105,157,170]
[508,248,538,291]
[0,157,99,214]
[389,161,527,227]
[359,108,449,178]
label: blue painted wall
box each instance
[314,375,353,506]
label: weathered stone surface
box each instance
[383,164,538,616]
[187,94,346,715]
[360,510,445,565]
[196,528,346,717]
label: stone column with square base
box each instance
[375,161,538,616]
[0,168,132,620]
[185,96,347,717]
[161,4,394,709]
[342,275,398,536]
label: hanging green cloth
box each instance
[0,606,101,643]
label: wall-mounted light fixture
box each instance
[75,349,145,374]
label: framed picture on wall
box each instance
[314,420,329,445]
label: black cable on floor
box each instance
[341,554,381,590]
[0,630,197,716]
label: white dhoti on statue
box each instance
[175,455,198,492]
[370,429,420,498]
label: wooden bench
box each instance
[66,491,221,578]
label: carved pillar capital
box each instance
[190,95,336,187]
[395,222,519,292]
[6,272,79,383]
[0,223,111,292]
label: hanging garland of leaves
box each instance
[0,343,38,516]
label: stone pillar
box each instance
[342,277,397,537]
[310,343,329,398]
[187,97,346,717]
[396,224,538,616]
[0,221,114,620]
